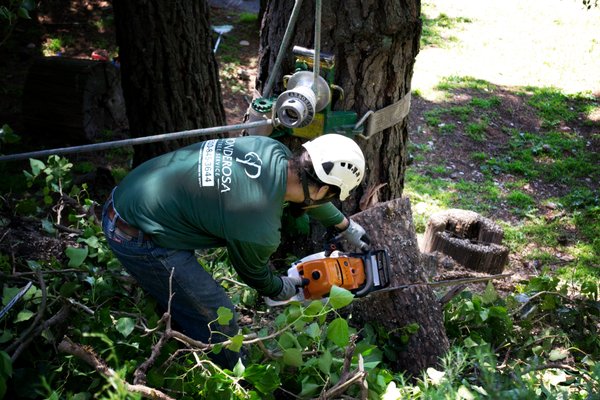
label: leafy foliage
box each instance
[0,155,598,399]
[0,0,34,47]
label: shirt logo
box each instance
[236,152,262,179]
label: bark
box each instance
[257,0,422,212]
[348,198,449,376]
[113,0,226,166]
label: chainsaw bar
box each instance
[372,273,513,294]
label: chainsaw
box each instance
[265,249,513,307]
[265,249,391,307]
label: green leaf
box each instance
[228,334,244,352]
[29,158,45,176]
[406,323,420,334]
[479,309,489,322]
[0,124,20,144]
[549,348,568,361]
[318,350,332,374]
[299,379,320,397]
[233,358,245,377]
[146,368,165,388]
[481,282,498,304]
[115,317,135,338]
[65,246,88,268]
[41,218,56,234]
[303,300,324,319]
[0,331,12,344]
[17,7,31,19]
[278,331,298,349]
[1,287,20,307]
[283,348,303,367]
[244,364,280,394]
[285,303,302,322]
[59,281,79,297]
[326,317,349,347]
[0,351,12,378]
[217,306,233,325]
[329,285,354,309]
[15,310,34,323]
[81,236,100,249]
[305,322,321,339]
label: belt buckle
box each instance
[114,226,135,241]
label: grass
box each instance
[420,5,472,48]
[406,76,599,279]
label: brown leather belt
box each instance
[107,202,151,240]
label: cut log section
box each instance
[346,198,450,377]
[422,209,509,274]
[22,57,128,145]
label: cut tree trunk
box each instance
[347,198,449,377]
[22,57,128,145]
[422,209,509,274]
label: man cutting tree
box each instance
[101,133,370,368]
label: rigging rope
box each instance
[0,119,273,162]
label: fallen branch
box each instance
[58,336,175,400]
[316,336,368,399]
[6,303,71,358]
[134,268,176,385]
[8,272,47,361]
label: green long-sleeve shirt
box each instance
[113,136,343,296]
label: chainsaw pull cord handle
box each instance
[354,251,375,297]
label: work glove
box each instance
[272,276,305,301]
[337,219,371,251]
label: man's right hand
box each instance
[272,276,304,301]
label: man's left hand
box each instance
[337,219,370,250]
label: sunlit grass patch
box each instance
[436,76,497,93]
[505,190,537,215]
[470,96,501,109]
[420,10,472,48]
[465,120,488,141]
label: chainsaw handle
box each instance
[354,252,375,297]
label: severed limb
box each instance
[58,336,175,400]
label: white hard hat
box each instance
[302,134,365,201]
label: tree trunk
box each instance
[347,198,449,376]
[113,0,226,166]
[256,0,422,212]
[22,57,128,146]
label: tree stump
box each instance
[22,57,128,145]
[346,198,449,377]
[422,209,509,274]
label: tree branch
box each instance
[8,272,47,361]
[316,337,368,399]
[58,336,176,400]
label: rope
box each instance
[312,0,322,96]
[263,0,304,97]
[0,119,273,162]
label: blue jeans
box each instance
[101,198,240,369]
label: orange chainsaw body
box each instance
[296,255,366,300]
